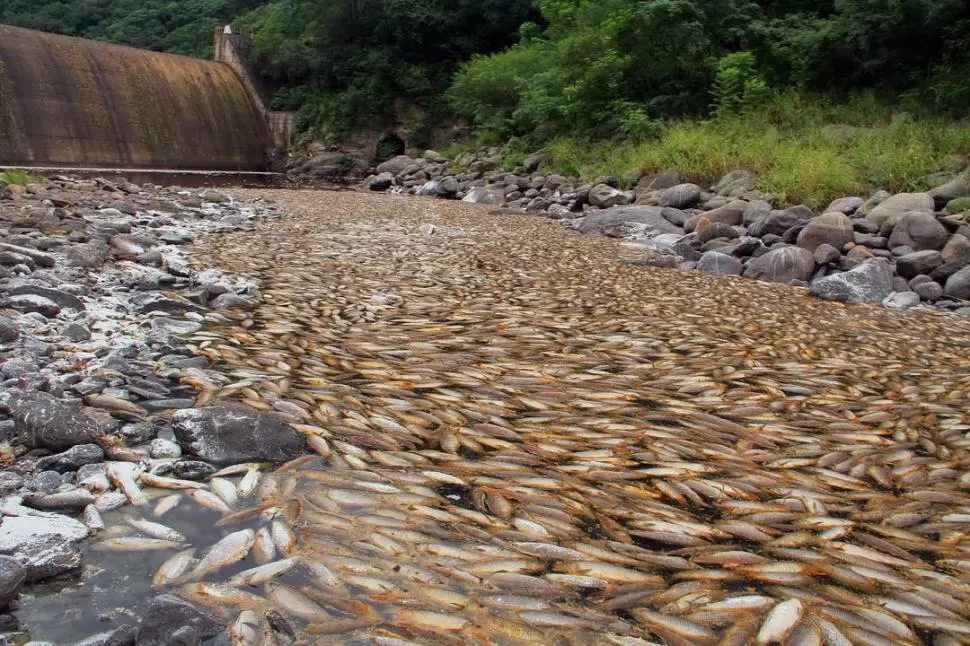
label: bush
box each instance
[0,169,43,186]
[712,52,770,119]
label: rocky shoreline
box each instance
[362,152,970,313]
[0,176,309,644]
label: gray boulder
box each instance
[943,265,970,300]
[65,239,110,269]
[376,155,418,176]
[895,250,944,279]
[658,184,701,209]
[743,246,815,284]
[712,169,754,197]
[462,187,507,205]
[685,200,747,231]
[3,294,60,318]
[588,183,631,208]
[577,206,682,238]
[887,212,949,251]
[366,172,395,191]
[824,196,864,215]
[796,212,854,252]
[809,258,893,304]
[0,555,26,608]
[171,407,306,466]
[435,176,460,197]
[696,251,743,276]
[883,291,921,309]
[70,626,138,646]
[696,222,739,244]
[136,595,225,646]
[0,512,88,581]
[35,444,105,472]
[1,391,102,450]
[813,243,841,265]
[943,233,970,261]
[748,205,815,238]
[742,200,772,227]
[928,176,970,207]
[199,189,228,203]
[913,280,943,301]
[0,315,18,343]
[865,192,934,229]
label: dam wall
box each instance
[0,24,273,170]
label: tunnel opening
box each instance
[375,132,406,161]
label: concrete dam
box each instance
[0,24,292,171]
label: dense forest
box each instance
[4,0,970,203]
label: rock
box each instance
[913,280,943,301]
[462,187,506,205]
[895,250,944,279]
[136,595,225,646]
[696,222,739,244]
[943,265,970,300]
[942,233,970,261]
[686,200,747,231]
[148,438,181,459]
[660,208,688,227]
[70,626,137,646]
[865,192,934,229]
[712,170,754,197]
[0,512,88,581]
[171,461,216,480]
[376,155,417,176]
[588,184,631,209]
[635,171,679,193]
[658,184,701,209]
[0,243,55,268]
[208,294,252,310]
[577,206,682,238]
[696,251,743,276]
[523,152,548,173]
[928,175,970,207]
[743,246,815,284]
[809,258,893,304]
[171,407,306,466]
[1,391,102,450]
[847,245,873,261]
[65,239,110,269]
[199,189,228,203]
[63,323,92,341]
[796,212,853,252]
[883,291,921,309]
[0,316,19,343]
[0,556,26,608]
[8,285,85,311]
[825,196,864,215]
[813,243,841,265]
[742,201,772,227]
[932,257,970,283]
[748,205,815,238]
[35,444,104,472]
[435,177,460,197]
[3,294,60,318]
[888,212,949,251]
[366,173,395,191]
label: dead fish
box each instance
[189,529,256,580]
[83,504,105,532]
[755,598,804,644]
[128,518,187,543]
[95,537,184,552]
[229,610,262,646]
[152,493,182,517]
[185,489,233,514]
[106,461,147,506]
[228,558,298,586]
[140,473,207,490]
[84,393,148,416]
[153,548,196,588]
[211,477,240,506]
[23,489,95,509]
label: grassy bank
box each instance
[538,94,970,210]
[0,169,44,187]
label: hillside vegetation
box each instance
[3,0,970,201]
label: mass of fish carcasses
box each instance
[106,191,970,645]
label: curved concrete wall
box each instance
[0,25,269,170]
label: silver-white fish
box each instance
[189,529,256,580]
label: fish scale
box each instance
[101,190,970,644]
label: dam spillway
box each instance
[0,24,271,171]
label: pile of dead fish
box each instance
[71,189,970,645]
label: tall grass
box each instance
[0,169,44,187]
[542,92,970,209]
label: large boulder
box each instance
[0,555,26,608]
[796,212,854,252]
[376,155,418,176]
[887,212,949,251]
[696,251,743,276]
[865,193,933,229]
[7,285,85,311]
[748,205,814,238]
[712,169,754,197]
[0,512,88,581]
[365,172,395,191]
[171,407,307,466]
[588,183,631,208]
[743,246,815,284]
[928,175,970,207]
[809,258,893,304]
[825,196,864,215]
[685,200,747,232]
[435,176,460,197]
[136,595,225,646]
[658,184,701,209]
[943,265,970,300]
[943,233,970,261]
[462,186,506,205]
[0,391,102,450]
[576,206,682,238]
[895,250,944,279]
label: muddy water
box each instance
[14,190,970,644]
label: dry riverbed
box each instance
[4,187,970,644]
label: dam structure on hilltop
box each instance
[0,24,293,171]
